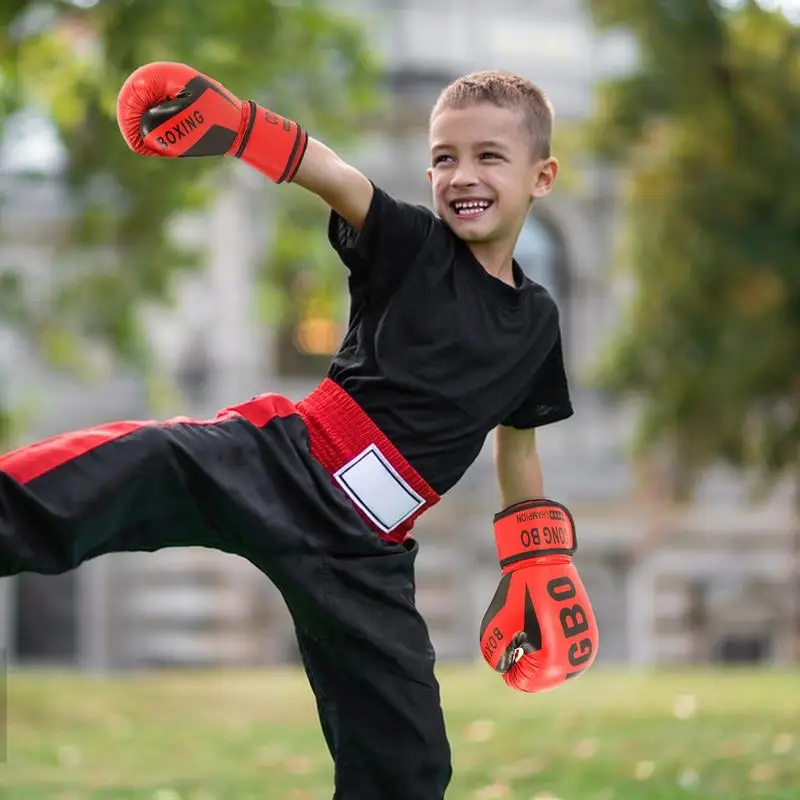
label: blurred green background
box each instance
[5,667,800,799]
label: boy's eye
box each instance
[481,152,502,160]
[433,154,453,165]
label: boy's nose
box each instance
[450,164,479,187]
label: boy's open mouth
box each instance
[451,199,493,218]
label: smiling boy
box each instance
[0,65,598,799]
[428,74,557,285]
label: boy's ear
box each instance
[531,157,558,200]
[426,167,433,184]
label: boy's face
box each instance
[427,103,557,245]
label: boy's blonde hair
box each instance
[430,69,554,159]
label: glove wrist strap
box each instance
[236,101,309,183]
[493,499,577,570]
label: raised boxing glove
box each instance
[116,61,307,183]
[479,499,598,692]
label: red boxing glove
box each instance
[116,61,308,183]
[479,500,598,693]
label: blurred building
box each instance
[1,0,797,671]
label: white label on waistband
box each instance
[333,444,425,533]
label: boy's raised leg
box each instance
[0,396,298,577]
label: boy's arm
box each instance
[291,137,374,231]
[117,61,435,284]
[494,425,544,507]
[481,424,599,694]
[117,61,374,231]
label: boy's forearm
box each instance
[291,137,374,230]
[495,458,544,508]
[494,428,544,508]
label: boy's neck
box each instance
[467,240,517,287]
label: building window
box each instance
[273,267,349,379]
[712,634,771,664]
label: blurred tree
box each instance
[585,0,800,493]
[583,0,800,654]
[0,0,378,424]
[261,185,350,378]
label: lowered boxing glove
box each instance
[479,499,598,692]
[116,61,307,183]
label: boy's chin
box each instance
[447,221,498,244]
[442,214,495,241]
[457,230,494,243]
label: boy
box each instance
[0,64,598,799]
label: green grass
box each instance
[2,666,799,799]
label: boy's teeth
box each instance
[454,200,490,216]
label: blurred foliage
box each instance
[584,0,800,498]
[0,0,379,434]
[257,186,346,326]
[258,183,349,377]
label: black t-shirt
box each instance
[326,185,573,495]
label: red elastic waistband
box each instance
[297,379,439,542]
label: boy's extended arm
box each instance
[292,137,374,231]
[116,61,374,230]
[493,425,544,507]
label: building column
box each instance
[627,554,657,666]
[76,559,113,673]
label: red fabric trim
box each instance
[1,421,149,485]
[218,392,297,428]
[1,394,297,486]
[297,379,439,542]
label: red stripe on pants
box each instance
[0,395,297,485]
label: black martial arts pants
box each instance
[0,382,452,799]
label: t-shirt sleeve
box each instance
[501,331,574,429]
[328,184,437,295]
